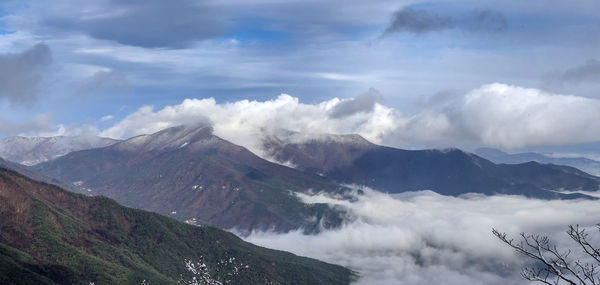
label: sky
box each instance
[0,0,600,154]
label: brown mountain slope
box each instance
[0,167,355,284]
[34,125,347,233]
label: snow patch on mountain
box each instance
[0,135,120,165]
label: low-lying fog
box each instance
[242,188,600,284]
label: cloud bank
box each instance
[243,188,600,284]
[100,94,398,156]
[393,83,600,149]
[99,83,600,152]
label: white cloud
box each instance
[243,188,600,285]
[456,83,600,148]
[100,94,399,156]
[100,83,600,153]
[100,115,113,121]
[389,83,600,149]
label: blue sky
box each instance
[0,0,599,153]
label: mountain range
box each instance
[475,147,600,176]
[0,167,354,284]
[261,131,600,199]
[1,125,597,237]
[0,136,119,166]
[33,126,348,233]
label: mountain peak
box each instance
[113,124,216,152]
[33,124,347,232]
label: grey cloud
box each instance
[76,70,130,96]
[541,59,600,96]
[384,7,454,35]
[469,9,508,33]
[43,0,227,48]
[0,43,51,106]
[329,88,382,119]
[548,59,600,85]
[413,89,463,109]
[383,7,508,36]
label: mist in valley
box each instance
[243,187,600,284]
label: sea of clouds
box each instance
[241,187,600,285]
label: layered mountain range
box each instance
[262,131,600,199]
[0,167,354,284]
[475,147,600,176]
[0,125,596,236]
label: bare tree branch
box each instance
[493,225,600,285]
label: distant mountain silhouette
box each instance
[475,147,600,176]
[262,131,599,199]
